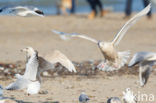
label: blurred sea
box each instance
[0,0,155,15]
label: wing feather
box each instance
[23,54,39,81]
[5,78,30,90]
[128,51,156,67]
[52,30,98,44]
[112,4,151,46]
[44,50,76,73]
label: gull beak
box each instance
[20,48,26,52]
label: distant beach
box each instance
[0,0,156,15]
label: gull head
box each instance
[98,41,114,52]
[21,47,36,57]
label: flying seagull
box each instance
[0,6,44,17]
[79,92,90,103]
[5,48,40,95]
[52,4,151,70]
[107,97,121,103]
[128,52,156,87]
[21,47,76,83]
[122,88,137,103]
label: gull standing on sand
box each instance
[21,47,76,83]
[128,52,156,87]
[79,92,90,103]
[0,6,44,17]
[5,48,40,95]
[52,4,151,71]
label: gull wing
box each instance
[112,4,151,46]
[23,54,39,81]
[10,6,30,12]
[5,78,30,90]
[52,30,98,44]
[128,52,156,67]
[26,11,44,17]
[44,50,76,73]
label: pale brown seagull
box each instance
[52,4,151,70]
[21,47,76,82]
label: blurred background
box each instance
[0,0,156,15]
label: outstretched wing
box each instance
[52,30,98,44]
[26,12,45,17]
[23,53,39,81]
[44,50,76,73]
[5,78,30,90]
[128,52,155,67]
[10,6,29,12]
[112,4,151,46]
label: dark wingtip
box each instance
[35,10,44,15]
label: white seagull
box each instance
[5,48,40,95]
[128,52,156,87]
[52,4,151,70]
[21,47,76,83]
[0,6,44,17]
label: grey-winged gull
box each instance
[128,51,156,87]
[79,92,90,103]
[5,47,40,95]
[52,4,151,71]
[0,6,44,17]
[21,47,76,83]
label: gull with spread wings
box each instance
[52,4,151,70]
[5,47,40,95]
[21,47,76,83]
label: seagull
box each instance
[122,88,137,103]
[21,47,76,83]
[107,97,121,103]
[5,48,40,95]
[79,92,90,103]
[128,52,156,87]
[0,6,44,17]
[52,4,151,70]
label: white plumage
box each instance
[0,6,44,17]
[5,47,40,95]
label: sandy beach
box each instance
[0,13,156,103]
